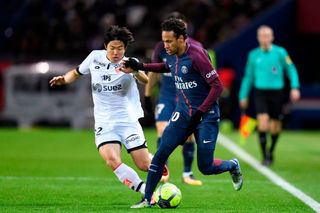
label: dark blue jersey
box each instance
[164,43,220,117]
[152,38,204,103]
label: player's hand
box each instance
[188,110,204,134]
[144,96,153,114]
[49,76,65,87]
[124,58,144,71]
[239,99,249,111]
[290,89,300,102]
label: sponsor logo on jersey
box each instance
[206,69,217,79]
[92,83,122,92]
[95,66,100,69]
[92,83,102,92]
[125,134,140,144]
[101,75,111,81]
[175,81,197,89]
[174,76,197,90]
[203,140,212,144]
[181,65,188,74]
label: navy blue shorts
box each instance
[155,97,176,122]
[157,108,220,164]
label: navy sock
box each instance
[144,155,165,202]
[183,142,195,173]
[157,137,161,148]
[157,137,169,166]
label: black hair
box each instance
[161,18,187,39]
[103,25,134,47]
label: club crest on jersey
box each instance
[181,65,188,74]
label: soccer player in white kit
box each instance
[49,25,167,196]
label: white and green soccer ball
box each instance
[154,183,182,208]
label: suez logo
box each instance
[92,83,122,92]
[206,69,217,79]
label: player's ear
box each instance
[104,43,107,50]
[177,35,185,43]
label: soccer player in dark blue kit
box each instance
[145,12,203,185]
[120,18,243,208]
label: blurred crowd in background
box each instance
[1,0,320,129]
[0,0,278,61]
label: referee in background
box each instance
[239,25,300,166]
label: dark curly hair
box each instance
[104,25,134,47]
[161,18,187,39]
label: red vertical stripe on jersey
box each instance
[175,56,193,116]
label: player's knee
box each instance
[198,163,213,175]
[135,160,150,172]
[104,156,121,170]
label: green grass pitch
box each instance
[0,128,319,212]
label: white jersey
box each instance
[78,50,144,124]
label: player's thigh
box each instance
[158,112,190,158]
[130,148,151,172]
[195,121,219,153]
[194,121,219,169]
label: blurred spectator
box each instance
[0,0,279,61]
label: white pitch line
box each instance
[218,134,320,213]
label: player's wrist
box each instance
[132,70,139,76]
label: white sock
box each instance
[183,171,193,178]
[113,163,145,194]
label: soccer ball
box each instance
[154,183,182,208]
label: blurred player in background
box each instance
[239,25,300,166]
[144,12,202,185]
[49,25,168,196]
[121,18,243,208]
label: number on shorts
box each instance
[155,104,165,118]
[95,127,103,136]
[171,112,180,122]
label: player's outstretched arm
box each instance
[120,58,168,73]
[49,69,80,87]
[133,71,149,84]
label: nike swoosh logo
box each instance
[203,140,212,144]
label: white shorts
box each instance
[94,121,147,152]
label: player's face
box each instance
[162,31,180,55]
[257,28,274,50]
[105,40,126,63]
